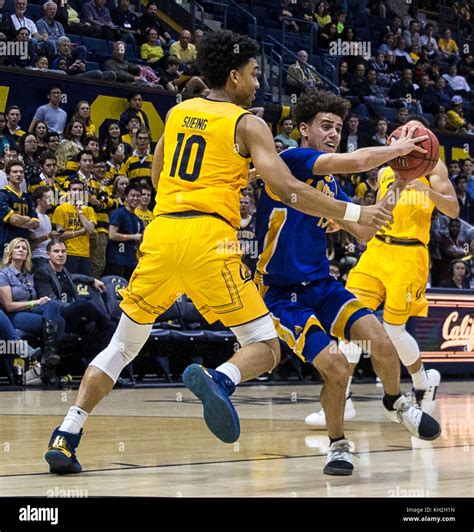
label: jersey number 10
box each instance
[170,133,207,182]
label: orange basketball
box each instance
[387,125,439,180]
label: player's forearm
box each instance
[428,190,459,218]
[282,180,348,220]
[352,145,405,173]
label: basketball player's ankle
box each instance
[411,365,429,390]
[59,406,89,434]
[383,393,402,411]
[216,362,241,385]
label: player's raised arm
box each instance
[312,126,428,175]
[242,115,393,230]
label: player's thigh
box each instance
[383,247,429,325]
[345,255,385,312]
[180,218,268,328]
[119,217,184,324]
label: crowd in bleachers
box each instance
[0,0,473,386]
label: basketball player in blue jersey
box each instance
[255,89,441,476]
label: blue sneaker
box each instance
[182,364,240,443]
[45,427,83,474]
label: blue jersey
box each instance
[255,147,352,287]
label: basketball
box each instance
[387,125,440,180]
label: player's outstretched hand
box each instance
[359,203,393,231]
[389,126,429,155]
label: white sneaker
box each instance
[383,394,441,441]
[413,369,441,415]
[305,397,356,427]
[323,438,354,476]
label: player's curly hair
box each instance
[293,89,351,127]
[196,30,260,89]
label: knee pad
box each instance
[90,314,153,383]
[383,321,420,367]
[230,314,277,347]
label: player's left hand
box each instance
[326,220,341,233]
[405,179,429,193]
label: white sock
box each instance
[216,362,241,385]
[411,365,429,390]
[59,406,89,434]
[345,376,352,399]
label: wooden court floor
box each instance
[0,381,473,497]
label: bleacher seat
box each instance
[82,37,109,56]
[26,3,42,20]
[85,61,100,72]
[66,34,82,45]
[101,275,128,322]
[382,107,399,123]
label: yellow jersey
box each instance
[154,98,250,228]
[135,207,155,227]
[376,166,434,245]
[51,203,97,257]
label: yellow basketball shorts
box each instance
[119,214,268,326]
[345,239,429,325]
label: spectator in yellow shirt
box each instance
[134,183,154,227]
[446,95,474,133]
[140,28,164,69]
[169,29,197,72]
[438,29,460,63]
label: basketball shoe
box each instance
[45,427,83,474]
[323,439,354,476]
[383,394,441,440]
[183,364,240,443]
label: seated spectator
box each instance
[119,92,150,133]
[10,0,55,58]
[338,59,351,96]
[433,112,449,131]
[102,120,132,160]
[446,95,474,133]
[449,160,462,180]
[286,50,322,96]
[463,159,474,198]
[340,113,371,153]
[274,118,298,148]
[274,139,285,153]
[438,28,460,64]
[455,174,474,225]
[105,183,144,280]
[402,20,421,48]
[52,36,116,81]
[157,55,209,96]
[347,61,371,104]
[432,76,452,112]
[313,1,331,29]
[81,0,121,41]
[419,23,439,61]
[7,27,34,67]
[0,0,15,41]
[139,2,168,46]
[52,179,96,275]
[440,258,470,288]
[169,29,197,73]
[387,68,422,113]
[403,5,427,30]
[34,238,115,357]
[378,32,396,54]
[355,167,379,200]
[416,73,441,115]
[29,85,67,138]
[0,237,66,385]
[370,51,391,87]
[439,218,473,282]
[335,10,347,34]
[104,41,143,84]
[111,0,141,45]
[394,36,415,68]
[364,68,389,116]
[0,160,39,249]
[370,117,389,146]
[318,22,337,49]
[140,28,164,69]
[72,101,96,137]
[443,64,471,96]
[36,2,65,55]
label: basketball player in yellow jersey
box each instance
[305,118,459,428]
[44,31,427,473]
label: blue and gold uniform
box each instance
[255,147,371,363]
[0,185,39,249]
[119,97,268,326]
[346,166,434,325]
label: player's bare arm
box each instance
[405,159,459,218]
[312,126,428,175]
[239,114,393,229]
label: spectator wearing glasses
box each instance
[119,91,150,133]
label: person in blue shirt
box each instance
[105,183,144,280]
[255,88,441,476]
